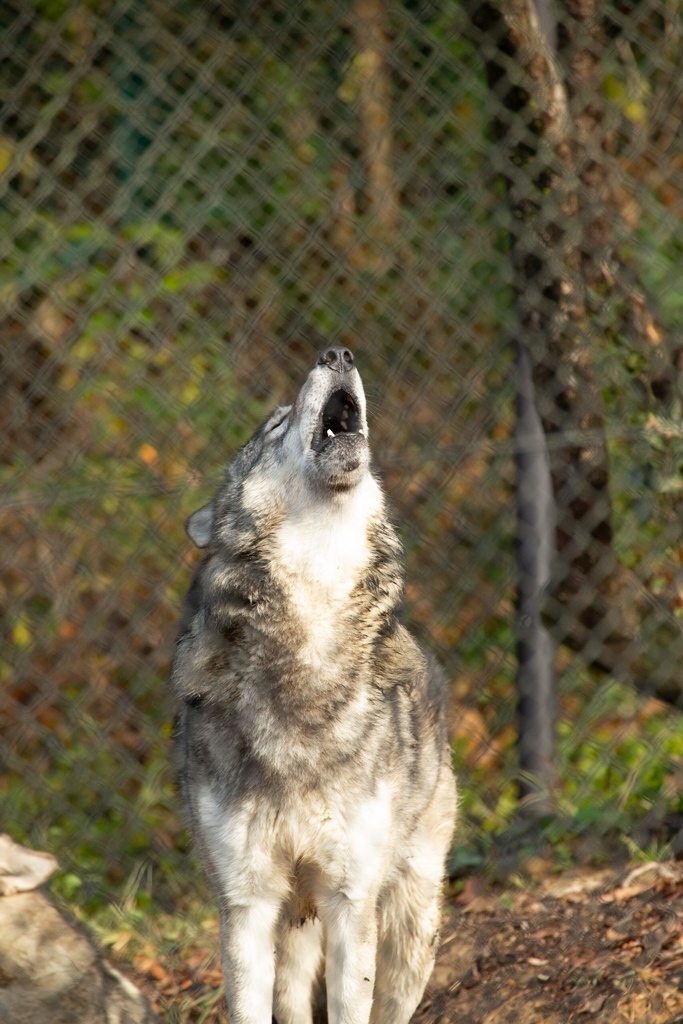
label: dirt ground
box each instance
[121,861,683,1024]
[421,861,683,1024]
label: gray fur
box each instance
[170,351,457,1024]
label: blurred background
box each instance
[1,0,682,935]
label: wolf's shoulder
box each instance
[374,623,450,726]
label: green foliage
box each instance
[452,677,683,874]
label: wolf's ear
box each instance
[185,503,213,548]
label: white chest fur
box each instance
[271,473,383,667]
[197,777,395,906]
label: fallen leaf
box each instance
[613,862,682,902]
[457,875,484,907]
[138,443,158,466]
[578,993,607,1014]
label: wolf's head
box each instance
[186,348,375,549]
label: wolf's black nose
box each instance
[317,347,354,372]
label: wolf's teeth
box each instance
[327,428,334,438]
[359,428,365,436]
[341,423,347,431]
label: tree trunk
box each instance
[466,0,628,649]
[350,0,400,258]
[515,338,556,811]
[561,0,678,395]
[466,0,683,707]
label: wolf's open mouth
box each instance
[313,390,362,449]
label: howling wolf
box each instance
[171,347,456,1024]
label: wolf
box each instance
[170,347,457,1024]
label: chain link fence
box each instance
[1,0,682,907]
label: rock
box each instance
[0,837,157,1024]
[0,833,59,895]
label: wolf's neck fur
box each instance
[267,472,384,669]
[172,469,406,777]
[272,472,383,593]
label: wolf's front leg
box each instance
[219,900,280,1024]
[323,896,378,1024]
[273,917,324,1024]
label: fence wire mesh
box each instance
[1,0,682,905]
